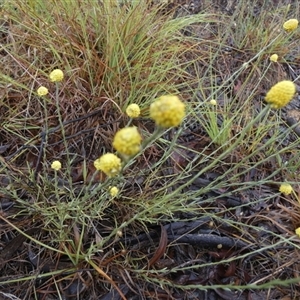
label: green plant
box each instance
[1,0,300,299]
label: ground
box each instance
[1,0,300,299]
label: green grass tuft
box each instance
[1,0,300,298]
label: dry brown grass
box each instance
[1,0,300,299]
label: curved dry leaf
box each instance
[148,224,168,268]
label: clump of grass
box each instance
[0,0,211,297]
[1,0,300,299]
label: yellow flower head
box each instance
[279,183,293,195]
[109,186,119,197]
[209,99,217,105]
[37,86,49,96]
[283,19,298,32]
[51,160,62,171]
[270,54,278,62]
[150,95,185,128]
[295,227,300,238]
[49,69,64,82]
[126,103,141,118]
[113,127,142,156]
[265,80,296,109]
[94,153,121,177]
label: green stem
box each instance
[54,82,73,192]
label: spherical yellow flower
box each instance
[295,227,300,238]
[49,69,64,82]
[265,80,296,109]
[94,153,121,177]
[37,86,49,96]
[51,160,62,171]
[150,95,185,128]
[209,99,217,105]
[283,19,298,32]
[109,186,119,197]
[113,127,142,156]
[126,103,141,118]
[270,54,278,62]
[279,183,293,195]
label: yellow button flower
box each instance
[265,80,296,109]
[283,19,298,32]
[150,95,185,128]
[295,227,300,238]
[209,99,217,105]
[109,186,119,197]
[279,183,293,195]
[126,103,141,118]
[51,160,62,171]
[116,230,123,237]
[270,54,278,62]
[113,127,142,156]
[49,69,64,82]
[94,153,121,177]
[37,86,49,96]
